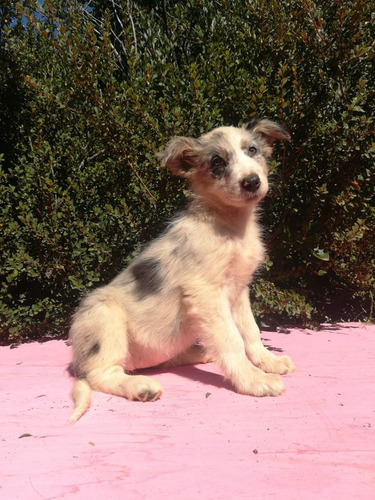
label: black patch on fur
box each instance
[67,362,75,377]
[67,362,85,378]
[245,118,261,131]
[130,258,164,300]
[87,342,100,358]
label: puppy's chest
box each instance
[226,236,264,283]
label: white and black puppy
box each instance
[68,119,295,423]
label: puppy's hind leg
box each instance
[68,367,163,423]
[87,365,163,403]
[69,288,162,422]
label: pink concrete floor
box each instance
[1,323,375,499]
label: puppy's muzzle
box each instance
[241,174,261,193]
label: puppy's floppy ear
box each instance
[245,119,290,156]
[157,137,201,178]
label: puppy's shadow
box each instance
[139,364,236,393]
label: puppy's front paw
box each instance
[253,373,286,397]
[237,372,286,397]
[257,354,296,375]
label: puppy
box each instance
[68,119,295,423]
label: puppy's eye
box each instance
[210,155,226,179]
[248,146,257,156]
[211,155,226,168]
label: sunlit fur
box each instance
[68,119,295,423]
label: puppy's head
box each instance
[158,119,290,208]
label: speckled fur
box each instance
[68,120,295,423]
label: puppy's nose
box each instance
[241,174,261,192]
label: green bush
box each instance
[0,0,373,343]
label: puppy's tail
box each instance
[67,378,92,424]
